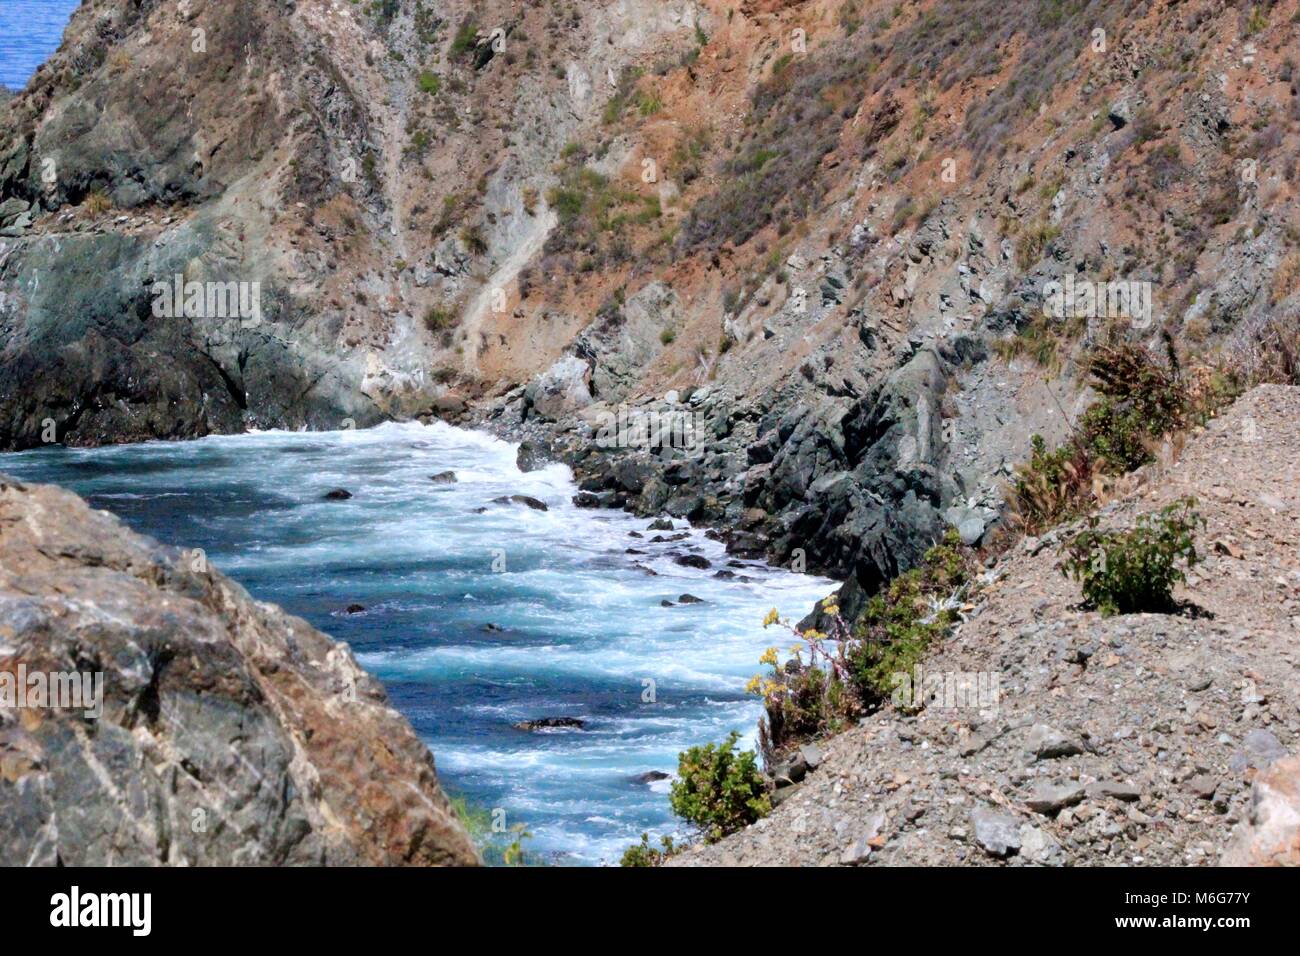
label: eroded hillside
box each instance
[1,0,1298,598]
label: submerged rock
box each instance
[632,771,671,785]
[491,494,549,511]
[429,471,458,484]
[324,488,353,500]
[513,717,586,732]
[0,476,479,866]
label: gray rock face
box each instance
[0,476,479,866]
[523,356,593,421]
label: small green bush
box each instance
[417,71,441,95]
[848,529,973,705]
[669,731,770,843]
[620,832,680,867]
[424,306,452,332]
[1058,498,1203,615]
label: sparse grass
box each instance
[82,190,111,216]
[542,160,661,270]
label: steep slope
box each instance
[0,474,479,866]
[1,0,1298,610]
[671,386,1300,866]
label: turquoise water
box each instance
[0,0,81,91]
[0,423,834,864]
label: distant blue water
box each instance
[0,423,834,864]
[0,0,81,91]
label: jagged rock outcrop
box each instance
[0,474,479,866]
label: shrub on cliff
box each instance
[669,732,770,843]
[753,530,977,755]
[847,529,974,706]
[620,833,680,867]
[1058,498,1203,615]
[1010,336,1209,531]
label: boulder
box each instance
[0,476,479,866]
[523,356,593,421]
[1222,755,1300,865]
[491,494,549,511]
[970,807,1021,858]
[429,471,457,484]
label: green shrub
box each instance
[848,529,973,706]
[417,71,441,95]
[424,306,452,331]
[1010,433,1096,532]
[1058,498,1203,615]
[669,731,770,843]
[754,530,977,754]
[619,832,680,867]
[450,17,478,58]
[1010,337,1195,530]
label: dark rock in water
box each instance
[471,506,488,514]
[429,471,458,484]
[660,599,675,607]
[632,771,671,785]
[512,717,586,732]
[0,477,479,866]
[516,439,550,473]
[483,623,505,632]
[628,531,644,538]
[626,548,645,554]
[491,494,549,511]
[651,533,690,543]
[677,593,704,604]
[632,564,659,576]
[648,517,674,531]
[572,491,602,508]
[713,569,737,580]
[345,604,366,614]
[673,554,711,570]
[324,488,353,500]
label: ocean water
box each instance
[0,0,82,92]
[0,422,834,864]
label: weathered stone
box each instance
[970,807,1021,858]
[0,477,479,866]
[1222,755,1300,865]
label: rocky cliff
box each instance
[3,0,1297,618]
[0,474,479,866]
[671,386,1300,866]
